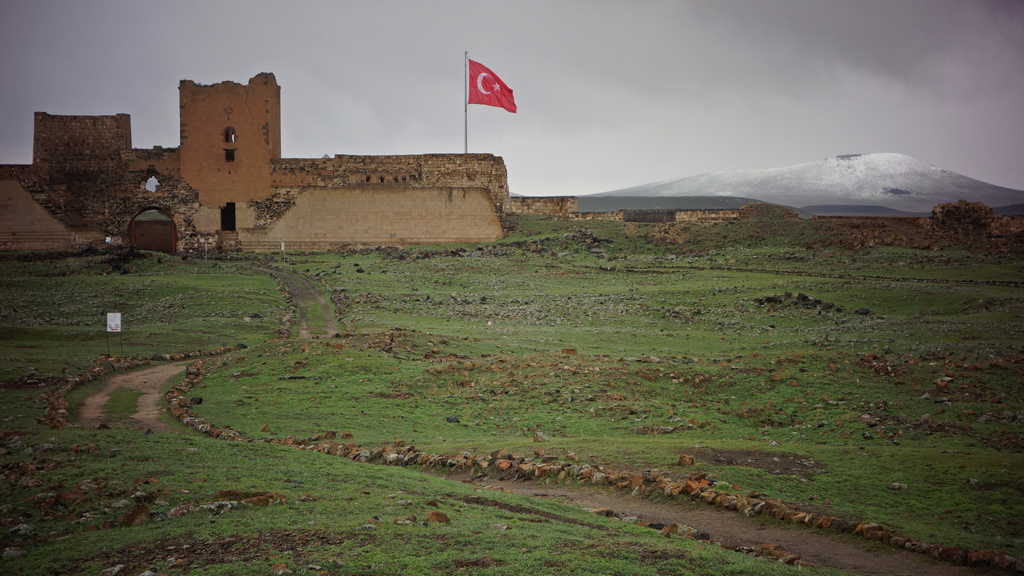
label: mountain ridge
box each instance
[589,153,1024,214]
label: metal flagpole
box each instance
[464,51,468,154]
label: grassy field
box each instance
[1,214,1022,575]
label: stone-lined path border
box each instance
[164,357,1022,574]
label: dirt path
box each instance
[78,362,186,432]
[462,476,999,576]
[263,268,339,339]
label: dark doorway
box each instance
[221,202,236,231]
[129,209,176,253]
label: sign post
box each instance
[106,312,122,357]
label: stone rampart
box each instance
[506,196,578,217]
[240,186,502,250]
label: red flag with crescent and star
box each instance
[468,59,516,113]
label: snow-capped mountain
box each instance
[590,153,1024,214]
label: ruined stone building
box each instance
[0,73,511,252]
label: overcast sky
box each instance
[2,0,1023,196]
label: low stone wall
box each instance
[506,196,578,217]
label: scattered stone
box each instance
[533,431,550,442]
[890,483,908,491]
[445,416,460,423]
[677,454,695,466]
[854,308,872,315]
[2,547,26,558]
[356,524,377,531]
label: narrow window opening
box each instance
[401,176,406,183]
[223,127,236,143]
[220,202,236,231]
[365,175,371,183]
[225,149,235,162]
[379,176,385,183]
[393,177,399,183]
[145,176,159,192]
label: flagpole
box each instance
[464,51,468,154]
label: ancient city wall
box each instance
[33,112,132,166]
[506,196,578,217]
[240,186,502,250]
[0,179,90,251]
[569,208,741,223]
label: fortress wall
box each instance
[270,154,509,209]
[573,211,625,221]
[239,186,502,250]
[675,209,740,221]
[33,112,131,166]
[124,147,182,182]
[0,179,78,250]
[507,196,578,217]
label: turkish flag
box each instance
[468,59,516,113]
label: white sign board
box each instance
[106,313,122,333]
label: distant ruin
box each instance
[0,73,510,252]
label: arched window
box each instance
[145,176,159,192]
[365,175,371,183]
[223,127,236,143]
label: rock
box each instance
[356,524,377,531]
[7,523,32,536]
[261,424,271,432]
[121,504,150,526]
[492,523,511,530]
[533,431,550,442]
[2,547,26,558]
[862,432,873,440]
[190,396,203,405]
[98,565,127,576]
[854,308,871,315]
[590,507,615,517]
[677,454,695,466]
[427,511,450,524]
[890,483,908,490]
[340,431,353,439]
[445,416,460,423]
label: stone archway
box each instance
[128,207,177,253]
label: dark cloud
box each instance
[1,0,1022,194]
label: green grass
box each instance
[0,252,287,380]
[2,216,1023,574]
[101,387,143,425]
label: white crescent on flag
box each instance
[477,73,493,95]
